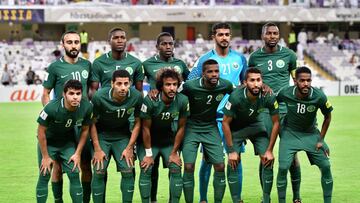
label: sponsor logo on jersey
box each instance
[81,70,89,79]
[225,101,232,110]
[325,101,332,108]
[276,59,285,68]
[127,107,135,114]
[76,119,83,126]
[216,94,224,101]
[307,105,316,112]
[103,70,112,73]
[40,110,48,120]
[171,112,179,118]
[60,75,68,79]
[141,104,147,113]
[125,67,133,75]
[233,62,239,69]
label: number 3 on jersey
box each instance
[267,60,273,71]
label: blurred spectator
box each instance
[80,30,89,53]
[195,33,204,44]
[307,30,314,43]
[279,37,287,47]
[8,30,15,42]
[95,49,102,58]
[52,49,62,59]
[297,28,307,45]
[33,29,43,41]
[126,43,135,52]
[1,65,12,86]
[327,31,334,44]
[316,33,326,44]
[14,30,21,41]
[25,67,35,85]
[288,29,297,52]
[34,75,43,85]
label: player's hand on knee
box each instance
[169,152,182,167]
[92,150,107,170]
[68,153,81,172]
[228,152,239,170]
[40,156,54,176]
[141,156,154,172]
[262,150,274,167]
[121,147,134,168]
[315,141,323,151]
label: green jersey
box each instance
[223,87,279,131]
[140,93,190,146]
[143,55,189,89]
[182,78,233,131]
[43,57,91,99]
[277,86,333,133]
[248,45,297,94]
[91,86,143,140]
[37,98,93,147]
[90,52,144,88]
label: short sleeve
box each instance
[222,92,238,117]
[180,61,190,81]
[187,59,202,80]
[139,96,152,119]
[319,91,333,115]
[266,95,279,116]
[82,103,93,126]
[179,95,190,118]
[133,61,145,83]
[181,82,190,96]
[288,51,297,72]
[90,60,101,82]
[134,93,144,118]
[37,105,52,127]
[43,64,56,89]
[91,92,101,118]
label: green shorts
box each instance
[137,144,180,170]
[232,122,269,156]
[95,135,132,172]
[182,126,224,165]
[37,142,79,173]
[278,127,330,169]
[74,126,92,161]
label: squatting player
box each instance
[41,31,92,203]
[276,67,333,203]
[142,32,189,202]
[90,70,143,203]
[182,59,233,203]
[222,68,280,203]
[138,68,189,203]
[188,22,247,203]
[36,80,93,203]
[248,22,300,203]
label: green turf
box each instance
[0,96,358,203]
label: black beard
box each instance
[65,49,79,58]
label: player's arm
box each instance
[140,118,154,171]
[262,113,280,167]
[122,117,141,167]
[41,88,51,106]
[316,112,332,151]
[222,115,239,170]
[69,125,90,171]
[169,117,187,167]
[88,82,99,100]
[37,124,53,176]
[90,121,107,170]
[187,58,202,80]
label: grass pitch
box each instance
[0,96,359,202]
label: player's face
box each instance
[157,36,174,59]
[203,64,220,85]
[296,73,312,95]
[110,31,127,52]
[262,26,280,48]
[162,77,178,99]
[64,88,82,107]
[62,33,80,58]
[112,77,130,97]
[245,73,262,96]
[213,28,231,49]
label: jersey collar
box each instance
[293,86,314,98]
[199,78,220,87]
[154,54,173,62]
[107,51,128,59]
[109,88,131,100]
[261,44,282,53]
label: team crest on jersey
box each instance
[125,67,133,75]
[171,112,179,118]
[307,105,316,112]
[233,62,239,69]
[76,119,83,126]
[216,94,224,101]
[173,65,182,73]
[127,107,135,114]
[81,70,89,79]
[276,60,285,68]
[141,104,147,113]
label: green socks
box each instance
[183,172,194,203]
[51,180,63,203]
[213,171,226,203]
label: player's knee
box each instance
[168,163,181,175]
[291,154,301,167]
[184,163,194,172]
[278,164,290,176]
[67,171,80,184]
[318,161,332,177]
[213,163,225,172]
[121,169,134,179]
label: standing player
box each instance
[41,31,92,203]
[222,68,280,203]
[138,68,189,203]
[248,22,300,203]
[182,59,233,203]
[90,27,144,92]
[276,67,333,203]
[188,22,247,203]
[90,70,143,203]
[36,80,93,203]
[142,32,189,202]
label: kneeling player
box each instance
[90,70,143,203]
[222,68,280,203]
[276,67,333,203]
[36,79,93,203]
[138,68,189,203]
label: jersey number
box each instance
[161,112,171,120]
[71,71,81,81]
[65,119,72,127]
[267,60,273,71]
[249,108,254,116]
[221,63,231,75]
[117,109,126,118]
[207,95,213,105]
[297,103,306,114]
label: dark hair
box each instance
[212,22,231,35]
[295,66,312,78]
[202,59,219,73]
[245,67,262,80]
[262,22,278,35]
[63,79,82,93]
[108,27,125,41]
[156,32,173,46]
[61,31,80,43]
[112,69,131,82]
[155,68,182,91]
